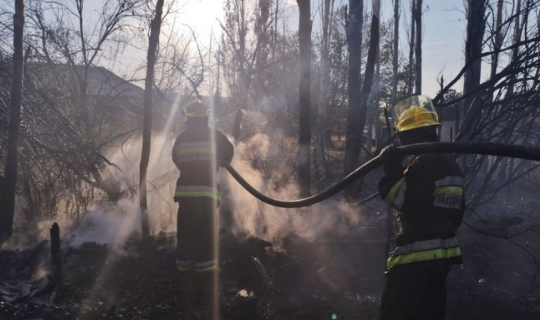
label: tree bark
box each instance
[297,0,312,198]
[344,4,380,197]
[344,0,364,176]
[139,0,164,237]
[0,0,25,245]
[457,0,487,142]
[391,0,400,109]
[407,0,415,96]
[490,0,504,81]
[505,0,522,100]
[316,0,332,178]
[367,0,381,153]
[414,0,422,95]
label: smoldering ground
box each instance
[8,134,181,250]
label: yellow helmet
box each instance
[394,95,440,132]
[184,99,209,117]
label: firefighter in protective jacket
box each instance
[172,100,234,274]
[378,95,465,320]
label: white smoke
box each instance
[219,133,363,243]
[34,134,180,248]
[64,199,139,248]
[30,123,362,249]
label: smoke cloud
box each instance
[219,133,363,243]
[31,134,179,248]
[25,125,362,249]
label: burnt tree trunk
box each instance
[232,0,249,144]
[345,5,380,197]
[391,0,400,109]
[297,0,312,198]
[0,0,25,245]
[407,0,415,97]
[367,0,381,153]
[344,0,364,176]
[139,0,164,237]
[414,0,422,95]
[315,0,332,179]
[50,223,62,280]
[457,0,487,142]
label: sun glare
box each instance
[178,0,224,41]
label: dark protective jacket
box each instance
[379,153,465,269]
[172,123,234,202]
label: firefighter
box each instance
[171,99,234,275]
[378,95,465,320]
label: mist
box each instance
[219,133,364,244]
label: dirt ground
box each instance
[1,168,540,320]
[1,220,539,320]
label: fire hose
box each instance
[224,142,540,208]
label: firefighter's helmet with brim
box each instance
[394,95,441,132]
[184,99,209,117]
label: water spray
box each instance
[225,142,540,208]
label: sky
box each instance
[172,0,468,97]
[81,0,467,98]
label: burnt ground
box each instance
[2,186,540,320]
[1,224,540,320]
[0,230,384,320]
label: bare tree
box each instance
[407,0,415,96]
[297,0,311,197]
[366,0,381,154]
[390,0,400,108]
[140,0,165,237]
[432,0,540,210]
[314,0,334,180]
[343,0,364,178]
[414,0,422,94]
[219,0,277,143]
[458,0,487,142]
[0,0,25,245]
[344,0,379,197]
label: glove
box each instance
[379,143,404,176]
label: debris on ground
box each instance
[1,226,539,320]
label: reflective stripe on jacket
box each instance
[387,237,462,266]
[379,153,465,268]
[174,186,219,200]
[172,123,234,202]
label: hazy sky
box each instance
[174,0,467,97]
[80,0,468,97]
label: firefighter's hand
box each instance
[379,144,403,175]
[379,143,400,160]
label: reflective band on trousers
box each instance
[387,237,461,266]
[195,259,217,273]
[384,177,406,210]
[175,186,219,200]
[176,259,192,272]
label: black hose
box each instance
[224,142,540,208]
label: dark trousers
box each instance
[379,259,452,320]
[176,197,218,272]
